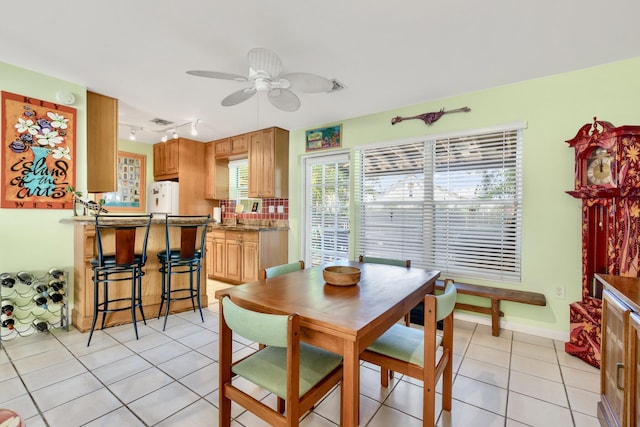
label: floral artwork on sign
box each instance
[1,91,76,209]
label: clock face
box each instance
[586,148,613,185]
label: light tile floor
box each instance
[0,280,601,427]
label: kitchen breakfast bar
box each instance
[62,216,211,332]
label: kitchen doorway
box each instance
[303,153,350,266]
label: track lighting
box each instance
[120,119,205,142]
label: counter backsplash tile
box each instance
[219,198,288,222]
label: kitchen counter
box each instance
[60,216,288,231]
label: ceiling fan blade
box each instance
[281,72,333,93]
[221,87,257,106]
[267,88,300,112]
[248,48,282,77]
[186,70,247,82]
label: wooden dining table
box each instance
[215,260,440,426]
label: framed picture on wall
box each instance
[97,151,146,212]
[305,124,342,152]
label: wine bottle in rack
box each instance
[32,319,48,332]
[34,282,49,296]
[49,292,64,304]
[1,300,13,316]
[1,314,15,330]
[33,294,48,309]
[1,273,15,288]
[48,279,65,294]
[48,268,64,279]
[17,272,34,285]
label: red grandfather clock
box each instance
[565,118,640,368]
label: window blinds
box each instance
[355,126,523,282]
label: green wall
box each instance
[2,57,639,339]
[288,57,640,338]
[0,62,153,298]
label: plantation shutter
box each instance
[228,159,248,199]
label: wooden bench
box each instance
[431,279,547,336]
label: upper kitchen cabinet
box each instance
[152,137,210,215]
[215,134,248,158]
[86,91,117,193]
[153,139,179,180]
[248,127,289,198]
[205,140,229,200]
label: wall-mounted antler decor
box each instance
[391,106,471,126]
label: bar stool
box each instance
[88,214,153,346]
[157,214,210,331]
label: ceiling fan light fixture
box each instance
[129,129,136,141]
[161,134,168,142]
[190,120,198,136]
[172,128,179,139]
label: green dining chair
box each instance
[259,260,305,279]
[360,281,457,427]
[218,295,343,427]
[358,255,412,325]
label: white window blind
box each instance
[355,126,523,282]
[305,154,350,266]
[228,159,248,199]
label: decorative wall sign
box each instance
[305,125,342,152]
[391,106,471,126]
[97,151,146,212]
[1,91,76,209]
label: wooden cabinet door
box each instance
[154,140,179,179]
[205,236,214,278]
[230,133,248,155]
[164,139,179,175]
[248,129,275,197]
[241,240,259,283]
[213,237,226,278]
[225,238,242,282]
[215,138,231,158]
[153,143,164,177]
[205,142,215,199]
[630,313,640,427]
[601,290,631,426]
[86,91,117,193]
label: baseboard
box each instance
[452,311,570,342]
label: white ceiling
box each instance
[1,0,639,144]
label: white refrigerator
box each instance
[147,181,179,215]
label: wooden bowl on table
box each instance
[323,266,361,286]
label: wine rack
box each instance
[0,268,69,345]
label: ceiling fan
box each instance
[187,47,337,112]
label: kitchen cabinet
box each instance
[152,138,210,215]
[248,127,289,198]
[215,134,248,158]
[209,228,287,284]
[205,140,229,200]
[153,139,179,180]
[596,274,640,427]
[86,91,117,193]
[224,230,258,283]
